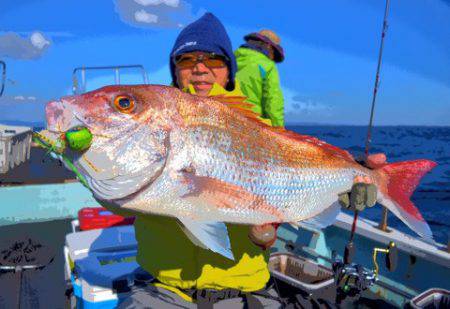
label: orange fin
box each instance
[212,95,272,126]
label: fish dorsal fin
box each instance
[212,95,273,126]
[213,95,354,162]
[271,127,355,161]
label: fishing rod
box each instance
[345,0,391,264]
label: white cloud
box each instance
[0,96,47,123]
[290,99,330,113]
[114,0,194,28]
[30,32,51,50]
[0,31,51,60]
[282,87,333,124]
[134,9,158,23]
[0,95,42,106]
[134,0,179,7]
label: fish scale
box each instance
[186,125,359,222]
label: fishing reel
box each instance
[333,241,398,300]
[332,260,377,297]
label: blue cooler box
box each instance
[65,224,152,308]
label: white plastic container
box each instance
[0,124,32,174]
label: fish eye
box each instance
[113,95,136,113]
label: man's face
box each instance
[174,51,229,97]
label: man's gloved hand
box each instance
[248,223,280,250]
[338,153,387,211]
[338,181,377,211]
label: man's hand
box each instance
[365,153,387,169]
[338,153,387,211]
[248,223,279,250]
[338,180,377,211]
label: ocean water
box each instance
[287,125,450,245]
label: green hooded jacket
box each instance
[235,47,284,127]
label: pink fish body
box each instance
[42,85,436,258]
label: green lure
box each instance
[65,127,93,152]
[32,128,92,188]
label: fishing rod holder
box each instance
[377,207,392,232]
[72,64,149,95]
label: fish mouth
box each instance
[46,99,86,133]
[36,98,88,152]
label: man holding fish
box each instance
[37,12,435,309]
[119,13,287,308]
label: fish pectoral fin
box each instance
[301,201,341,229]
[177,218,234,260]
[180,172,283,222]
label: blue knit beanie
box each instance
[169,13,237,91]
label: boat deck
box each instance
[0,219,399,308]
[0,219,71,308]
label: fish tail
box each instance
[376,159,437,242]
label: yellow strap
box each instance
[153,282,194,303]
[183,82,244,97]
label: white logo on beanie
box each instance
[173,41,197,55]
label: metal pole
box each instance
[0,60,6,97]
[81,67,86,93]
[378,203,390,232]
[115,67,120,85]
[16,268,23,309]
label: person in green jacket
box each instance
[235,29,285,127]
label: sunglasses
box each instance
[174,53,228,69]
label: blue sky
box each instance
[0,0,449,125]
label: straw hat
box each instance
[244,29,285,62]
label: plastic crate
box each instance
[0,124,32,174]
[409,288,450,309]
[269,252,334,294]
[78,207,135,231]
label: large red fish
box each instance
[40,85,436,259]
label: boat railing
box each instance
[72,64,149,94]
[0,60,5,97]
